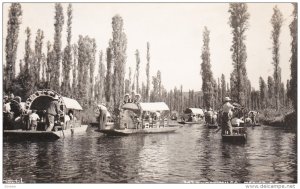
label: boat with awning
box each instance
[178,108,204,124]
[97,102,179,136]
[4,89,88,140]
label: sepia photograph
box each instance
[1,1,298,187]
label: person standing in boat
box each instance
[98,102,108,130]
[46,95,60,131]
[222,97,235,135]
[29,110,40,131]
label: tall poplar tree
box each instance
[228,3,250,106]
[289,3,297,112]
[5,3,22,93]
[62,3,73,96]
[52,3,64,91]
[271,6,283,110]
[135,49,140,94]
[146,42,151,102]
[105,40,113,104]
[200,26,214,109]
[34,29,44,85]
[112,15,127,109]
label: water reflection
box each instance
[3,125,297,183]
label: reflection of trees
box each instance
[35,142,62,183]
[95,135,145,183]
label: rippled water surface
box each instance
[3,124,297,183]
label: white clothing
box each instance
[3,102,11,113]
[222,102,235,113]
[29,113,40,121]
[231,118,244,126]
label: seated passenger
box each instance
[134,94,141,103]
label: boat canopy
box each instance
[24,89,83,111]
[139,102,170,112]
[184,108,204,116]
[62,97,83,110]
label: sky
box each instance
[2,3,294,92]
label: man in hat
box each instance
[221,97,235,135]
[46,95,60,131]
[98,102,107,130]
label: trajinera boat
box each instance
[4,89,88,140]
[222,126,247,143]
[178,108,204,124]
[97,102,179,136]
[90,110,115,128]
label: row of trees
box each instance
[200,3,297,113]
[4,3,297,115]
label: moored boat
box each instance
[3,89,88,141]
[97,102,180,136]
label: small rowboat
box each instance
[4,125,88,141]
[97,126,179,136]
[222,126,247,143]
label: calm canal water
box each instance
[3,124,297,183]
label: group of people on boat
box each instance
[3,94,24,130]
[3,93,78,132]
[204,108,218,125]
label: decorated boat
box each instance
[222,126,247,143]
[178,108,204,124]
[97,102,179,136]
[4,89,88,140]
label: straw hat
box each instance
[224,97,232,102]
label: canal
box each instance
[3,124,297,183]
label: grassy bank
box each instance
[258,108,296,129]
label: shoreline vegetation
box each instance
[258,108,297,130]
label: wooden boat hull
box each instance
[97,127,179,136]
[90,122,115,128]
[222,134,247,143]
[3,125,88,141]
[178,121,201,125]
